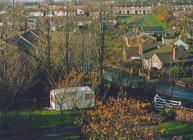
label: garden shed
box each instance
[50,86,95,111]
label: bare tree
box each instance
[0,49,37,106]
[65,1,70,72]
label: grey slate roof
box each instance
[126,47,140,58]
[155,48,193,65]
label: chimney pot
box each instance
[172,47,176,61]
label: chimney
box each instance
[125,37,130,47]
[139,43,143,55]
[172,47,176,61]
[138,33,143,55]
[129,39,132,46]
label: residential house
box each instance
[0,10,7,15]
[113,6,151,15]
[24,3,39,10]
[174,39,189,51]
[76,8,85,16]
[144,45,193,70]
[123,33,160,60]
[123,32,193,77]
[162,33,177,45]
[30,11,44,17]
[162,34,189,50]
[54,10,67,17]
[171,3,193,11]
[123,32,162,75]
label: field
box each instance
[118,14,166,29]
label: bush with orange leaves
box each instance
[154,5,171,23]
[76,97,165,139]
[57,69,99,89]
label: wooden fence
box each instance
[154,95,193,123]
[175,107,193,123]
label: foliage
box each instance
[168,66,181,81]
[0,109,78,139]
[153,5,171,23]
[57,69,99,90]
[76,97,164,139]
[150,67,159,79]
[0,48,38,107]
[179,78,193,88]
[160,107,176,121]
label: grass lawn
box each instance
[142,14,163,26]
[0,109,82,128]
[31,110,77,127]
[22,109,81,127]
[0,109,83,140]
[118,14,167,30]
[163,121,193,139]
[117,15,137,24]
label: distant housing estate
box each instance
[123,30,193,74]
[23,4,152,19]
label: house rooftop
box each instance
[125,39,161,58]
[143,45,173,58]
[143,41,161,53]
[155,47,193,65]
[126,47,140,58]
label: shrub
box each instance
[160,107,176,121]
[76,97,165,139]
[180,78,193,88]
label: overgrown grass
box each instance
[118,14,167,29]
[0,109,80,128]
[0,109,82,139]
[117,15,137,24]
[163,121,193,139]
[142,14,163,26]
[31,110,77,127]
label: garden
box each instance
[1,101,193,139]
